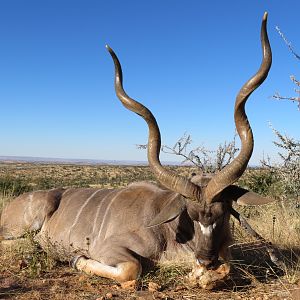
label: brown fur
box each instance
[0,180,266,282]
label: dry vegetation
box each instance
[0,162,300,299]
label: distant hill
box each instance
[0,155,180,166]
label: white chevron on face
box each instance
[198,222,217,237]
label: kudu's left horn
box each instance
[106,45,202,202]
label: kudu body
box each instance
[1,13,273,284]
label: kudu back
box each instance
[1,13,273,284]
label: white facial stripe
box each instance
[198,222,217,236]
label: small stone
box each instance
[78,275,87,282]
[111,284,120,290]
[18,259,27,269]
[120,279,137,290]
[155,292,168,299]
[174,285,186,291]
[148,281,161,292]
[105,292,113,299]
[187,262,230,290]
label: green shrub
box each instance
[239,169,280,197]
[0,176,32,197]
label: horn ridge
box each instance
[204,12,272,203]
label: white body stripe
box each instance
[91,189,115,237]
[68,190,101,242]
[97,189,123,241]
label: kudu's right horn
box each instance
[204,12,272,203]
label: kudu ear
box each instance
[146,196,186,228]
[224,185,275,206]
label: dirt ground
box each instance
[0,266,299,300]
[1,242,299,300]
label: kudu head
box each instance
[106,13,272,268]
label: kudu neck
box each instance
[162,204,197,253]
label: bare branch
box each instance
[162,133,238,173]
[290,75,300,86]
[273,91,300,110]
[275,26,300,60]
[273,27,300,110]
[136,144,147,150]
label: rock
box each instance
[155,292,168,299]
[120,279,137,290]
[78,275,89,282]
[174,285,186,291]
[186,262,230,290]
[111,284,120,290]
[148,281,161,292]
[18,259,28,269]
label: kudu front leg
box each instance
[219,243,232,264]
[73,256,141,283]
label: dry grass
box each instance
[0,162,299,299]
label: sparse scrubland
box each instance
[0,161,299,299]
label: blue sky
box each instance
[0,1,299,165]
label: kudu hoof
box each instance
[71,255,85,269]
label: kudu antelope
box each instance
[1,13,273,285]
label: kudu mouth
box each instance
[106,12,271,206]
